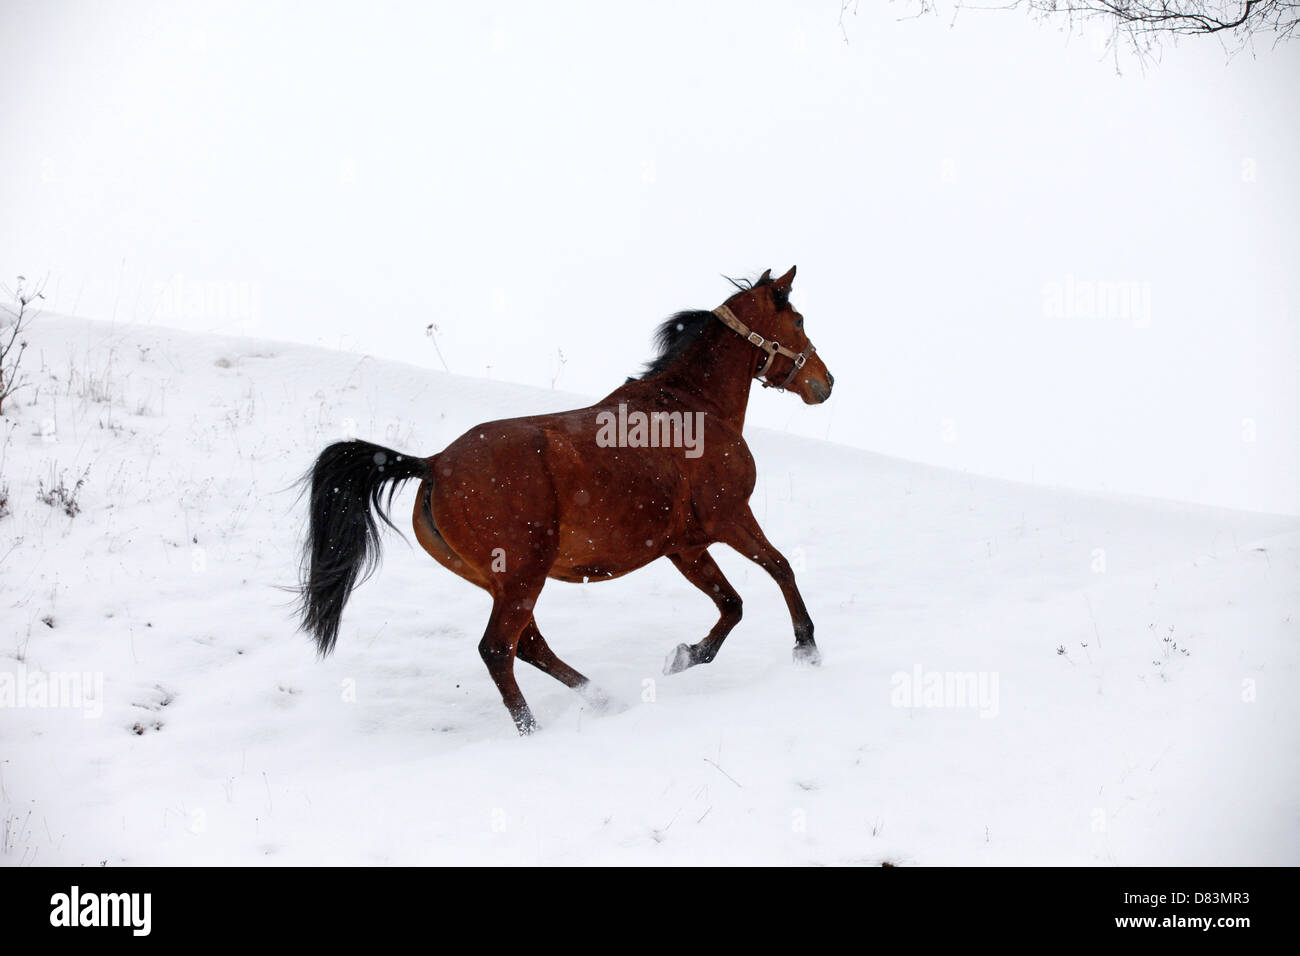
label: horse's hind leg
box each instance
[517,620,611,711]
[479,583,546,735]
[663,548,744,675]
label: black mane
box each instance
[629,274,781,381]
[629,310,713,380]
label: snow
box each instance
[1,315,1297,865]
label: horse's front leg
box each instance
[718,509,820,666]
[662,547,744,674]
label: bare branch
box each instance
[867,0,1300,65]
[0,275,45,415]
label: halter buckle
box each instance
[712,303,817,393]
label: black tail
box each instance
[297,439,432,656]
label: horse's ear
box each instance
[773,266,796,291]
[758,269,772,284]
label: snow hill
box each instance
[1,315,1297,866]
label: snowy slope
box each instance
[1,315,1297,866]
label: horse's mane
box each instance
[630,274,786,381]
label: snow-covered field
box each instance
[1,315,1296,866]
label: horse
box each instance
[297,266,833,734]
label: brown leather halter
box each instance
[712,303,817,391]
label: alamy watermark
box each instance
[50,886,151,936]
[890,665,999,719]
[151,274,262,329]
[1042,274,1151,328]
[0,664,103,718]
[595,403,705,459]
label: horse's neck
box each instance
[655,321,758,429]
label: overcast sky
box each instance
[3,0,1297,514]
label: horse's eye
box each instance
[795,318,803,329]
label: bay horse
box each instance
[297,266,833,734]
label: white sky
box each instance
[3,0,1297,514]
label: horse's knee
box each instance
[719,592,743,622]
[478,637,513,670]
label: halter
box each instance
[712,303,817,391]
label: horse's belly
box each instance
[549,478,703,581]
[538,418,711,580]
[549,520,679,582]
[548,559,648,583]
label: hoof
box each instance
[513,712,539,736]
[792,643,822,667]
[664,643,694,675]
[578,683,618,714]
[586,695,628,717]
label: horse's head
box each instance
[721,266,833,405]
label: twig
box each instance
[703,757,743,788]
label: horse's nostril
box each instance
[827,372,835,387]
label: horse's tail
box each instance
[297,439,432,656]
